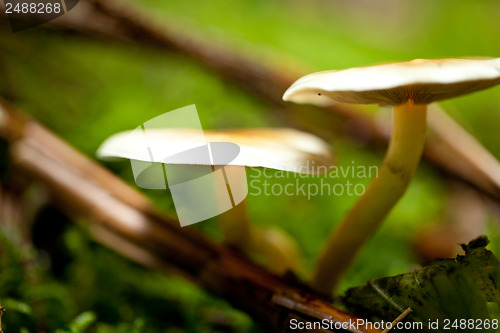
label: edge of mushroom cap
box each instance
[283,58,500,106]
[97,128,335,175]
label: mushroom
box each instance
[283,57,500,294]
[97,128,335,273]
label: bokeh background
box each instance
[1,0,500,331]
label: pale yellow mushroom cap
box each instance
[283,58,500,106]
[97,128,335,174]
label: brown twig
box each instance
[48,0,500,203]
[381,307,412,333]
[0,99,382,332]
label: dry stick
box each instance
[49,0,500,202]
[426,105,500,200]
[52,0,381,143]
[0,102,382,333]
[0,108,154,214]
[381,308,413,333]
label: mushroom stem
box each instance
[219,197,302,274]
[219,197,253,250]
[215,166,253,250]
[217,166,302,273]
[312,102,427,294]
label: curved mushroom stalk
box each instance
[312,103,427,291]
[98,127,334,274]
[284,57,500,294]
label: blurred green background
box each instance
[1,0,500,331]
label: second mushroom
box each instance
[97,127,335,274]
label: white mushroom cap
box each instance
[97,128,335,174]
[283,58,500,106]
